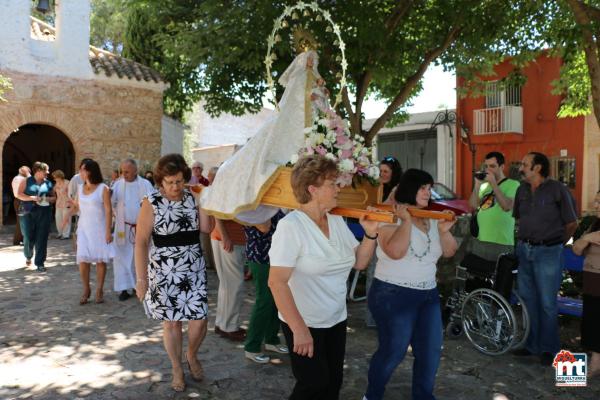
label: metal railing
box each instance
[474,106,523,135]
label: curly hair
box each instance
[291,155,338,204]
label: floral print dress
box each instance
[144,189,208,321]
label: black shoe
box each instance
[36,265,46,272]
[512,348,533,356]
[540,352,554,366]
[118,290,131,301]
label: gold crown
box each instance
[292,27,318,53]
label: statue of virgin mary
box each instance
[201,49,331,223]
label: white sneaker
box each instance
[245,351,270,364]
[265,344,289,354]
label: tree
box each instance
[89,0,129,53]
[126,0,538,140]
[552,0,600,129]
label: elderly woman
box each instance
[16,161,56,271]
[572,190,600,376]
[51,169,71,239]
[268,155,379,399]
[364,169,457,400]
[135,154,212,392]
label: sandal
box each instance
[94,289,104,304]
[79,289,91,305]
[171,372,186,392]
[186,355,204,381]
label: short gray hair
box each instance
[192,161,204,169]
[121,158,138,168]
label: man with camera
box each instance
[468,151,520,260]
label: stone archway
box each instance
[2,124,75,225]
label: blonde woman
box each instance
[51,170,71,239]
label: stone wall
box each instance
[0,70,163,217]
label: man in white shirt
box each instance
[11,166,30,245]
[111,159,154,301]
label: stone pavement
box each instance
[0,233,599,400]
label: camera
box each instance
[474,170,488,180]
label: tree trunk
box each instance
[566,0,600,130]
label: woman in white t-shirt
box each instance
[269,155,379,399]
[363,169,457,400]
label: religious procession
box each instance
[1,1,600,399]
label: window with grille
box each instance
[485,81,522,108]
[551,157,576,189]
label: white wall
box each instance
[161,116,185,156]
[187,102,275,147]
[0,0,92,79]
[369,110,456,189]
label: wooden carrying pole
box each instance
[330,207,396,223]
[374,204,455,221]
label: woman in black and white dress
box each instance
[135,154,212,392]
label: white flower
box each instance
[303,127,313,134]
[290,154,299,164]
[368,166,380,179]
[339,158,355,172]
[323,138,331,147]
[325,152,336,160]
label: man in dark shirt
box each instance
[512,152,577,365]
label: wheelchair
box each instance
[443,252,530,355]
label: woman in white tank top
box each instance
[363,169,458,400]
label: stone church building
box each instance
[0,0,179,223]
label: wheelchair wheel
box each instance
[461,288,517,355]
[445,320,463,339]
[508,289,530,350]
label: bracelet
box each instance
[364,232,378,240]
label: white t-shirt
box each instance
[375,219,442,290]
[269,210,359,328]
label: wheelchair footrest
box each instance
[557,296,582,318]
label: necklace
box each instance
[409,220,431,261]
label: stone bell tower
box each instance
[0,0,92,79]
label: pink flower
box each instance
[315,145,327,155]
[336,134,349,145]
[341,149,352,159]
[305,146,314,155]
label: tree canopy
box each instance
[122,0,544,142]
[84,1,600,137]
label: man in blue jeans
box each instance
[513,152,577,365]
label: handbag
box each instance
[17,201,34,216]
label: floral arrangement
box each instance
[289,109,380,187]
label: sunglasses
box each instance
[382,156,399,165]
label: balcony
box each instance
[474,105,523,135]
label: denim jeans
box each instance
[365,279,442,400]
[22,206,52,267]
[516,241,563,355]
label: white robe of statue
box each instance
[201,50,328,223]
[111,176,154,291]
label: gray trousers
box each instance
[211,239,245,332]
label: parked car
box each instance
[428,182,472,216]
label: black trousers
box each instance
[281,320,347,400]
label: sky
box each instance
[362,64,457,119]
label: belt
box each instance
[152,230,200,248]
[520,238,563,247]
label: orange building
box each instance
[455,54,600,213]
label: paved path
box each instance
[0,233,598,399]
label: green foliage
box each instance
[553,52,592,118]
[90,0,129,53]
[0,75,13,102]
[122,0,538,132]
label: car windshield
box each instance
[431,183,457,201]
